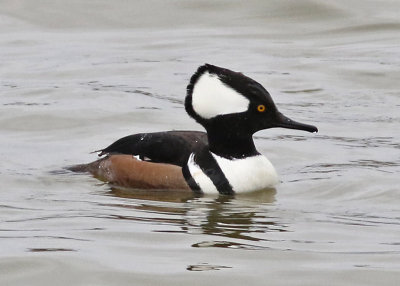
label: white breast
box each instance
[212,153,279,193]
[187,153,219,194]
[187,152,279,194]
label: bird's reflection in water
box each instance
[104,187,287,245]
[109,187,197,203]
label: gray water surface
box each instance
[1,1,400,285]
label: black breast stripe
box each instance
[195,150,234,195]
[182,163,202,194]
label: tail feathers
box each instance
[67,163,91,173]
[67,156,109,173]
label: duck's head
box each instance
[185,64,318,136]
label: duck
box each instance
[70,64,318,195]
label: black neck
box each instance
[205,128,259,159]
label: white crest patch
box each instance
[187,153,218,194]
[212,153,279,193]
[191,72,250,119]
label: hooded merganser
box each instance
[71,64,317,194]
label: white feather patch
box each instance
[187,153,218,194]
[212,153,279,193]
[191,72,250,119]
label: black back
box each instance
[96,130,208,167]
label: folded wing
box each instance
[96,130,208,167]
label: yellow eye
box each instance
[257,105,266,112]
